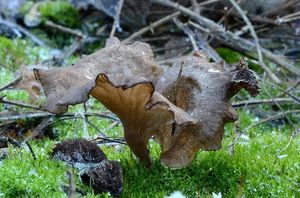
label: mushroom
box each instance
[34,37,195,166]
[51,139,123,196]
[155,51,259,169]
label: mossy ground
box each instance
[0,124,299,198]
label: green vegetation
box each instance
[39,1,80,28]
[0,124,299,197]
[0,37,32,71]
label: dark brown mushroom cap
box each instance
[155,52,259,168]
[50,139,107,164]
[80,160,123,197]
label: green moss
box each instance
[0,37,28,71]
[216,47,243,64]
[39,1,80,28]
[19,1,35,15]
[0,142,68,197]
[0,37,49,71]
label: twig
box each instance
[74,112,90,138]
[0,75,22,92]
[0,17,47,47]
[110,0,124,37]
[260,79,300,104]
[67,169,76,198]
[23,117,53,142]
[228,109,300,148]
[0,97,45,111]
[90,136,126,145]
[123,11,181,44]
[263,0,300,17]
[173,18,198,50]
[152,0,300,76]
[260,79,298,133]
[228,0,263,62]
[248,58,281,84]
[25,141,37,160]
[103,121,119,133]
[232,98,295,107]
[193,28,223,62]
[280,128,300,152]
[45,20,85,38]
[74,114,108,138]
[0,112,120,122]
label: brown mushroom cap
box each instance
[155,52,259,168]
[91,74,195,166]
[34,37,163,114]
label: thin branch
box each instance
[173,18,198,50]
[193,28,224,62]
[228,109,300,148]
[25,141,37,160]
[90,136,126,145]
[228,0,263,63]
[0,75,22,92]
[0,112,120,122]
[260,79,300,104]
[232,98,295,107]
[248,58,281,84]
[45,20,85,38]
[110,0,124,37]
[123,11,181,44]
[0,97,45,111]
[23,117,53,142]
[67,169,76,198]
[0,17,47,47]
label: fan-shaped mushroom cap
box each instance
[34,37,163,114]
[155,52,259,168]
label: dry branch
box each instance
[232,98,296,107]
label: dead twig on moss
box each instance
[0,96,45,111]
[0,111,120,122]
[23,117,53,142]
[67,169,76,198]
[228,109,300,149]
[0,75,22,92]
[25,141,37,160]
[45,20,85,38]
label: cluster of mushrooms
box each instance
[26,37,259,169]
